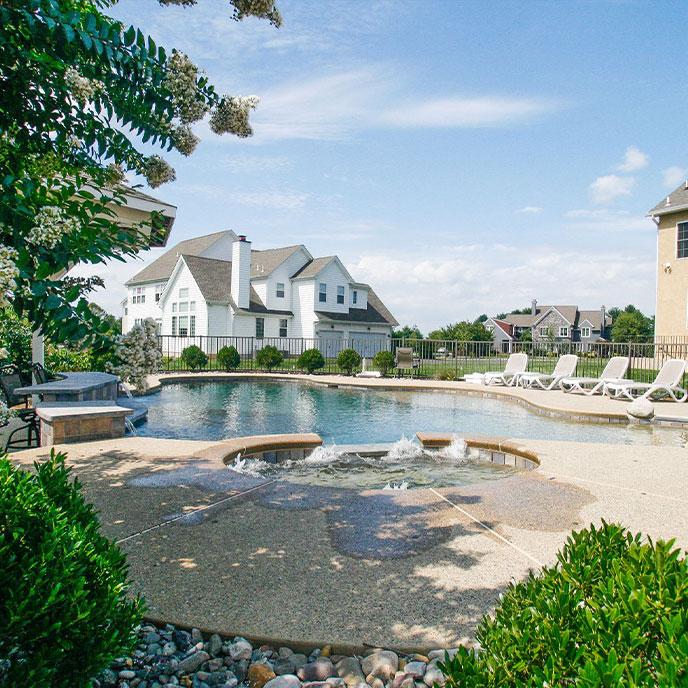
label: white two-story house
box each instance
[122,230,397,357]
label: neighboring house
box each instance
[122,230,397,357]
[485,300,612,351]
[648,182,688,338]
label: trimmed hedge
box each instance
[372,350,395,376]
[255,345,283,371]
[441,521,688,687]
[0,451,142,686]
[336,348,361,375]
[297,348,325,374]
[180,344,208,370]
[217,345,241,371]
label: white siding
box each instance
[292,282,316,338]
[312,261,351,314]
[261,248,310,311]
[199,233,236,261]
[160,261,208,338]
[207,304,230,336]
[350,286,368,310]
[122,282,164,332]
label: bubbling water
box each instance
[225,435,521,490]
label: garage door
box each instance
[318,330,345,357]
[350,332,388,358]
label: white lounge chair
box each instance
[559,356,630,396]
[484,353,528,387]
[518,354,578,391]
[603,358,688,402]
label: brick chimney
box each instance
[231,235,251,309]
[531,299,537,316]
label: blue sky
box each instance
[73,0,688,332]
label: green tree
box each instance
[0,0,280,351]
[611,307,654,342]
[519,328,532,343]
[429,320,492,342]
[392,324,423,340]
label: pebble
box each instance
[177,650,210,674]
[229,638,254,661]
[297,658,337,682]
[207,634,223,657]
[248,662,277,688]
[423,668,445,687]
[336,657,365,687]
[264,675,303,688]
[404,662,426,679]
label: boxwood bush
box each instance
[337,348,361,375]
[0,451,142,687]
[297,348,325,374]
[372,350,395,376]
[255,345,284,371]
[217,345,241,371]
[180,344,208,370]
[441,521,688,687]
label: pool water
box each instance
[136,380,686,446]
[226,439,522,490]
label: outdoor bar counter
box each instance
[15,371,119,403]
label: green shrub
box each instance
[0,451,142,686]
[434,368,457,381]
[180,344,208,370]
[441,521,688,687]
[255,345,284,371]
[217,345,241,371]
[372,350,395,376]
[337,348,361,375]
[297,348,325,374]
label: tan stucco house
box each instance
[649,181,688,338]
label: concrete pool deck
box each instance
[146,372,688,427]
[12,432,688,652]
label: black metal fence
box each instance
[157,335,688,384]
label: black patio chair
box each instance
[0,364,40,450]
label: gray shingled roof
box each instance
[504,306,611,329]
[126,230,234,285]
[291,256,335,280]
[578,310,612,328]
[649,181,688,215]
[316,286,398,326]
[251,245,303,278]
[181,255,293,315]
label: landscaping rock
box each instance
[627,397,655,420]
[423,668,445,687]
[207,634,223,657]
[297,658,337,681]
[174,630,192,652]
[264,675,302,688]
[248,662,277,688]
[178,650,210,674]
[361,651,399,681]
[275,658,298,676]
[404,662,426,679]
[229,638,253,661]
[336,658,365,687]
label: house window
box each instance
[179,288,189,299]
[319,283,327,303]
[134,318,142,326]
[179,302,188,313]
[155,283,164,303]
[155,319,162,334]
[256,317,264,338]
[679,223,688,258]
[539,327,548,336]
[124,307,128,315]
[189,315,196,337]
[171,316,177,335]
[132,286,145,304]
[279,319,288,337]
[352,290,358,305]
[172,303,177,313]
[559,326,569,337]
[178,316,189,337]
[189,301,196,312]
[276,282,285,298]
[581,327,591,338]
[337,286,345,304]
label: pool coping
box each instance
[144,371,688,429]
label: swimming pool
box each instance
[136,380,686,446]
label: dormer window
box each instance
[276,282,285,298]
[337,286,345,304]
[319,283,327,303]
[581,326,591,338]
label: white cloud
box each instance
[380,96,559,128]
[348,244,654,331]
[617,146,648,172]
[662,165,687,189]
[227,191,309,209]
[516,206,543,214]
[589,174,635,204]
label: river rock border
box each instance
[95,622,465,688]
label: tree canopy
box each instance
[429,319,493,342]
[0,0,279,350]
[393,324,424,340]
[610,305,654,343]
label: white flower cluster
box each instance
[28,206,79,249]
[0,245,19,308]
[209,95,260,137]
[171,125,199,156]
[142,155,176,188]
[108,319,162,392]
[164,51,209,124]
[64,66,104,103]
[0,400,12,427]
[105,163,125,185]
